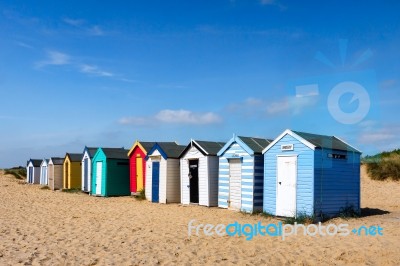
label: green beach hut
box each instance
[91,147,130,197]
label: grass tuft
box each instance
[283,212,314,225]
[133,189,146,201]
[61,188,82,193]
[339,204,360,220]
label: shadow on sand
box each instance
[360,207,390,217]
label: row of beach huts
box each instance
[26,129,361,218]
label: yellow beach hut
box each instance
[63,153,82,189]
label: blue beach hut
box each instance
[217,135,272,212]
[263,129,361,218]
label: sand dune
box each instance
[0,167,399,265]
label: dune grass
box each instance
[364,154,400,181]
[4,167,26,180]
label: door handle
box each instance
[279,182,281,185]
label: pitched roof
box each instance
[66,153,83,162]
[238,136,273,153]
[292,130,361,153]
[151,142,186,159]
[49,157,64,165]
[40,159,50,166]
[140,142,157,152]
[180,140,226,157]
[85,147,98,158]
[195,140,226,155]
[101,148,129,159]
[127,141,158,156]
[28,159,42,167]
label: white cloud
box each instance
[119,109,222,126]
[266,98,290,114]
[36,51,71,67]
[79,64,114,77]
[156,109,221,124]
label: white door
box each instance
[276,156,297,217]
[229,159,242,210]
[96,161,103,195]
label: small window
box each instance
[117,162,129,166]
[328,153,347,159]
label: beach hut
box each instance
[39,159,49,185]
[145,142,186,203]
[262,129,361,218]
[91,148,130,197]
[127,141,156,195]
[63,153,82,189]
[26,159,41,184]
[48,157,64,190]
[81,147,98,193]
[217,135,272,212]
[179,140,225,207]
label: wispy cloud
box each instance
[15,41,34,49]
[259,0,286,10]
[63,17,85,27]
[260,0,275,5]
[36,51,71,67]
[35,50,132,81]
[119,109,222,126]
[79,64,114,77]
[88,25,104,36]
[227,94,316,117]
[357,121,400,153]
[380,79,397,89]
[63,17,107,36]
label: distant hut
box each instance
[91,148,130,197]
[63,153,82,189]
[81,147,98,193]
[26,159,41,184]
[48,157,64,190]
[39,159,49,185]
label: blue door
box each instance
[29,167,33,183]
[84,158,88,191]
[151,161,160,202]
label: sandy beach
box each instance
[0,166,399,265]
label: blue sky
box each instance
[1,0,399,167]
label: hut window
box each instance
[328,153,347,159]
[117,162,129,165]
